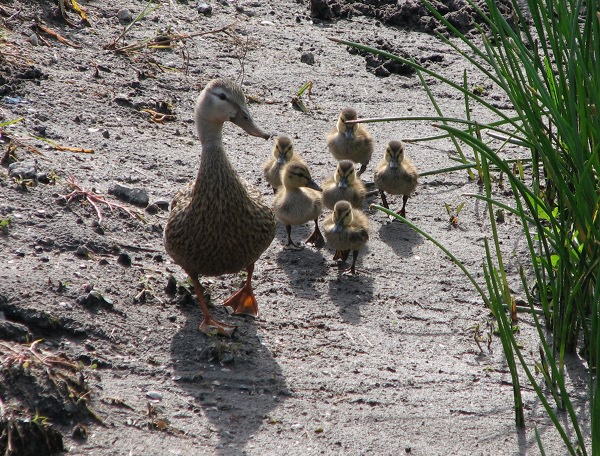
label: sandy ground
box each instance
[0,1,590,455]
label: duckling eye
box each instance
[218,93,227,101]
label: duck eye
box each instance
[218,93,227,100]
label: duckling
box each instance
[326,108,374,176]
[274,161,325,250]
[164,79,275,337]
[323,200,370,275]
[262,135,303,193]
[322,159,367,210]
[374,140,418,217]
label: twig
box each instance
[36,22,81,48]
[62,176,142,224]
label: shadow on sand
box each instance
[170,301,288,455]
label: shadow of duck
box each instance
[170,302,288,455]
[377,220,423,258]
[325,261,374,325]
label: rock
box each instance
[8,160,37,179]
[300,52,315,65]
[197,2,212,15]
[76,291,113,309]
[117,8,133,23]
[146,390,163,401]
[0,319,33,342]
[108,183,149,206]
[117,252,132,267]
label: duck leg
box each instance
[223,264,260,317]
[192,276,236,337]
[284,225,304,250]
[333,249,351,263]
[306,219,325,248]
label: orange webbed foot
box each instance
[223,285,259,317]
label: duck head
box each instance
[195,79,270,140]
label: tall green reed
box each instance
[333,0,599,452]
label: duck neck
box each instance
[194,120,237,194]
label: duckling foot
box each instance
[284,242,304,251]
[284,225,304,250]
[306,219,325,248]
[200,318,237,337]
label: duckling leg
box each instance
[192,276,236,337]
[400,195,409,217]
[357,162,368,177]
[379,190,390,209]
[333,249,350,263]
[284,225,304,250]
[347,250,360,275]
[223,264,259,317]
[306,219,325,248]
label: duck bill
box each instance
[231,108,270,140]
[343,129,355,140]
[337,176,348,189]
[389,157,399,169]
[306,179,322,192]
[277,155,287,165]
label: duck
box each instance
[323,200,370,275]
[164,79,275,337]
[326,108,374,176]
[322,159,367,210]
[373,140,418,217]
[274,161,325,250]
[262,135,303,193]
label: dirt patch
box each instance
[0,1,589,455]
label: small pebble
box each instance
[146,390,163,401]
[117,252,132,267]
[117,8,133,23]
[197,3,212,15]
[300,52,315,65]
[29,34,39,46]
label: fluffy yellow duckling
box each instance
[274,161,324,250]
[262,135,304,193]
[323,200,370,275]
[164,79,275,337]
[373,140,418,217]
[326,108,374,176]
[322,159,367,210]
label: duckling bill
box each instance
[164,79,275,337]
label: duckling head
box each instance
[274,135,294,165]
[332,200,353,233]
[335,160,357,189]
[282,162,322,191]
[385,140,405,169]
[195,79,270,140]
[336,108,358,140]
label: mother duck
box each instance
[164,79,275,337]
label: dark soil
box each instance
[0,1,590,455]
